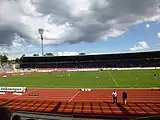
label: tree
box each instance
[15,58,20,63]
[0,55,8,63]
[79,52,85,56]
[33,54,39,56]
[44,53,54,56]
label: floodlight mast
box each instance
[38,29,44,56]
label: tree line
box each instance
[0,53,55,63]
[33,53,54,56]
[33,52,86,56]
[0,52,86,64]
[0,55,20,64]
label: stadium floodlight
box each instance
[38,28,44,56]
[38,29,44,34]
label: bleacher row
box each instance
[0,63,14,73]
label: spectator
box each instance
[0,106,11,120]
[112,90,118,104]
[122,92,127,105]
[12,115,21,120]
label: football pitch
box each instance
[0,69,160,88]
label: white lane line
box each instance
[68,91,80,102]
[108,71,119,87]
[9,89,38,100]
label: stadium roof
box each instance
[23,50,160,58]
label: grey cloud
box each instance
[0,0,160,47]
[32,0,73,25]
[0,27,15,45]
[0,0,35,46]
[91,0,159,24]
[34,0,160,44]
[0,23,33,46]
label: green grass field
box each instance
[0,69,160,88]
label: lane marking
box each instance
[107,71,119,87]
[9,89,38,100]
[68,91,80,102]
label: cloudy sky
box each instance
[0,0,160,59]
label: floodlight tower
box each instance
[38,28,44,56]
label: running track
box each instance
[0,88,160,119]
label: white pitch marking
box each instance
[68,91,80,102]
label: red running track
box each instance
[0,88,160,119]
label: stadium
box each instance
[1,0,160,120]
[0,51,160,119]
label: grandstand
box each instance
[0,63,14,73]
[0,64,5,73]
[20,51,160,69]
[2,63,14,72]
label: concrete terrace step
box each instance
[1,99,160,115]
